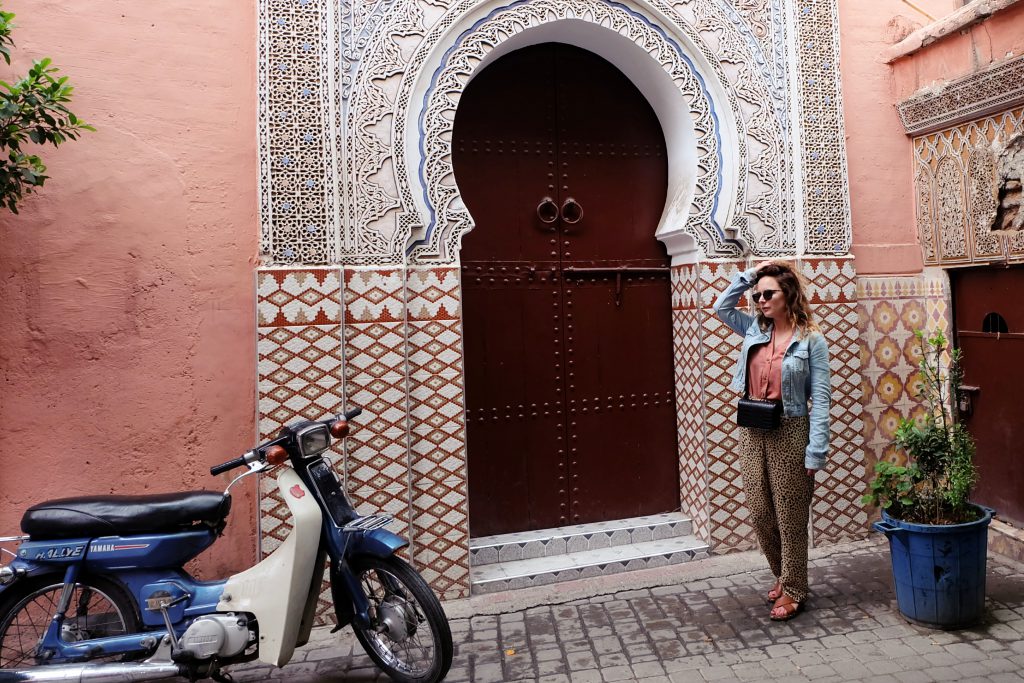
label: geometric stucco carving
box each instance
[403,1,728,263]
[791,0,852,254]
[913,107,1024,265]
[394,0,796,263]
[257,0,853,265]
[898,53,1024,137]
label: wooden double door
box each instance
[453,43,679,537]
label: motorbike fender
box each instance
[348,529,409,558]
[330,531,410,629]
[216,468,322,667]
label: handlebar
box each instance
[211,456,248,476]
[209,406,362,476]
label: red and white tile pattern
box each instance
[798,257,868,545]
[256,268,344,556]
[407,266,470,599]
[253,258,878,601]
[343,269,412,538]
[256,268,344,622]
[672,264,710,544]
[257,265,472,609]
[670,258,870,552]
[697,260,756,552]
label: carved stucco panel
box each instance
[671,0,790,254]
[915,168,936,265]
[406,1,724,262]
[791,0,850,255]
[935,157,968,261]
[382,0,793,263]
[259,0,335,264]
[912,107,1024,266]
[257,0,851,265]
[898,53,1024,136]
[968,147,1001,258]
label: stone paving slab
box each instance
[227,538,1024,682]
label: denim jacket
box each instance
[713,268,832,470]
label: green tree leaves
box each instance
[0,4,93,214]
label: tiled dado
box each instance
[256,268,344,557]
[407,267,470,600]
[256,266,471,605]
[799,257,868,544]
[671,258,870,552]
[698,260,755,552]
[341,268,420,543]
[253,259,872,599]
[855,272,952,475]
[256,268,344,625]
[672,264,709,545]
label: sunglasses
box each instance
[752,289,780,303]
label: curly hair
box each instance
[753,261,820,334]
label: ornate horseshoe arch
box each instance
[393,0,757,265]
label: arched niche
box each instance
[395,0,751,265]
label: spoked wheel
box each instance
[351,556,453,683]
[0,575,139,668]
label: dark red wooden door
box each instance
[454,43,678,536]
[952,267,1024,525]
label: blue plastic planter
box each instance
[873,505,994,629]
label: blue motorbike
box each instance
[0,408,453,683]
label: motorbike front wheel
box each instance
[350,555,453,683]
[0,574,139,667]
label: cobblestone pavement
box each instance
[228,538,1024,682]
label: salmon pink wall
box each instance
[839,0,1024,276]
[890,2,1024,100]
[0,1,258,576]
[838,0,929,275]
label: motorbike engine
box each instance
[178,614,251,659]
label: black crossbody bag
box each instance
[736,328,786,430]
[736,395,783,430]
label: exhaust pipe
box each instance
[0,660,183,683]
[0,639,184,683]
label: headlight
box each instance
[297,424,330,458]
[0,566,16,585]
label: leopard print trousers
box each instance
[738,416,813,603]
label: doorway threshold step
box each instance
[471,535,710,594]
[470,512,693,567]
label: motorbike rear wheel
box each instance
[0,574,139,668]
[350,556,453,683]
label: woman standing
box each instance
[713,261,831,621]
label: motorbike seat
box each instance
[21,491,232,540]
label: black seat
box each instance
[21,492,232,540]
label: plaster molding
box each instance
[395,0,793,263]
[256,0,852,265]
[883,0,1022,63]
[896,54,1024,136]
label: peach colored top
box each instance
[747,329,792,400]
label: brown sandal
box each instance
[769,594,803,621]
[766,580,783,604]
